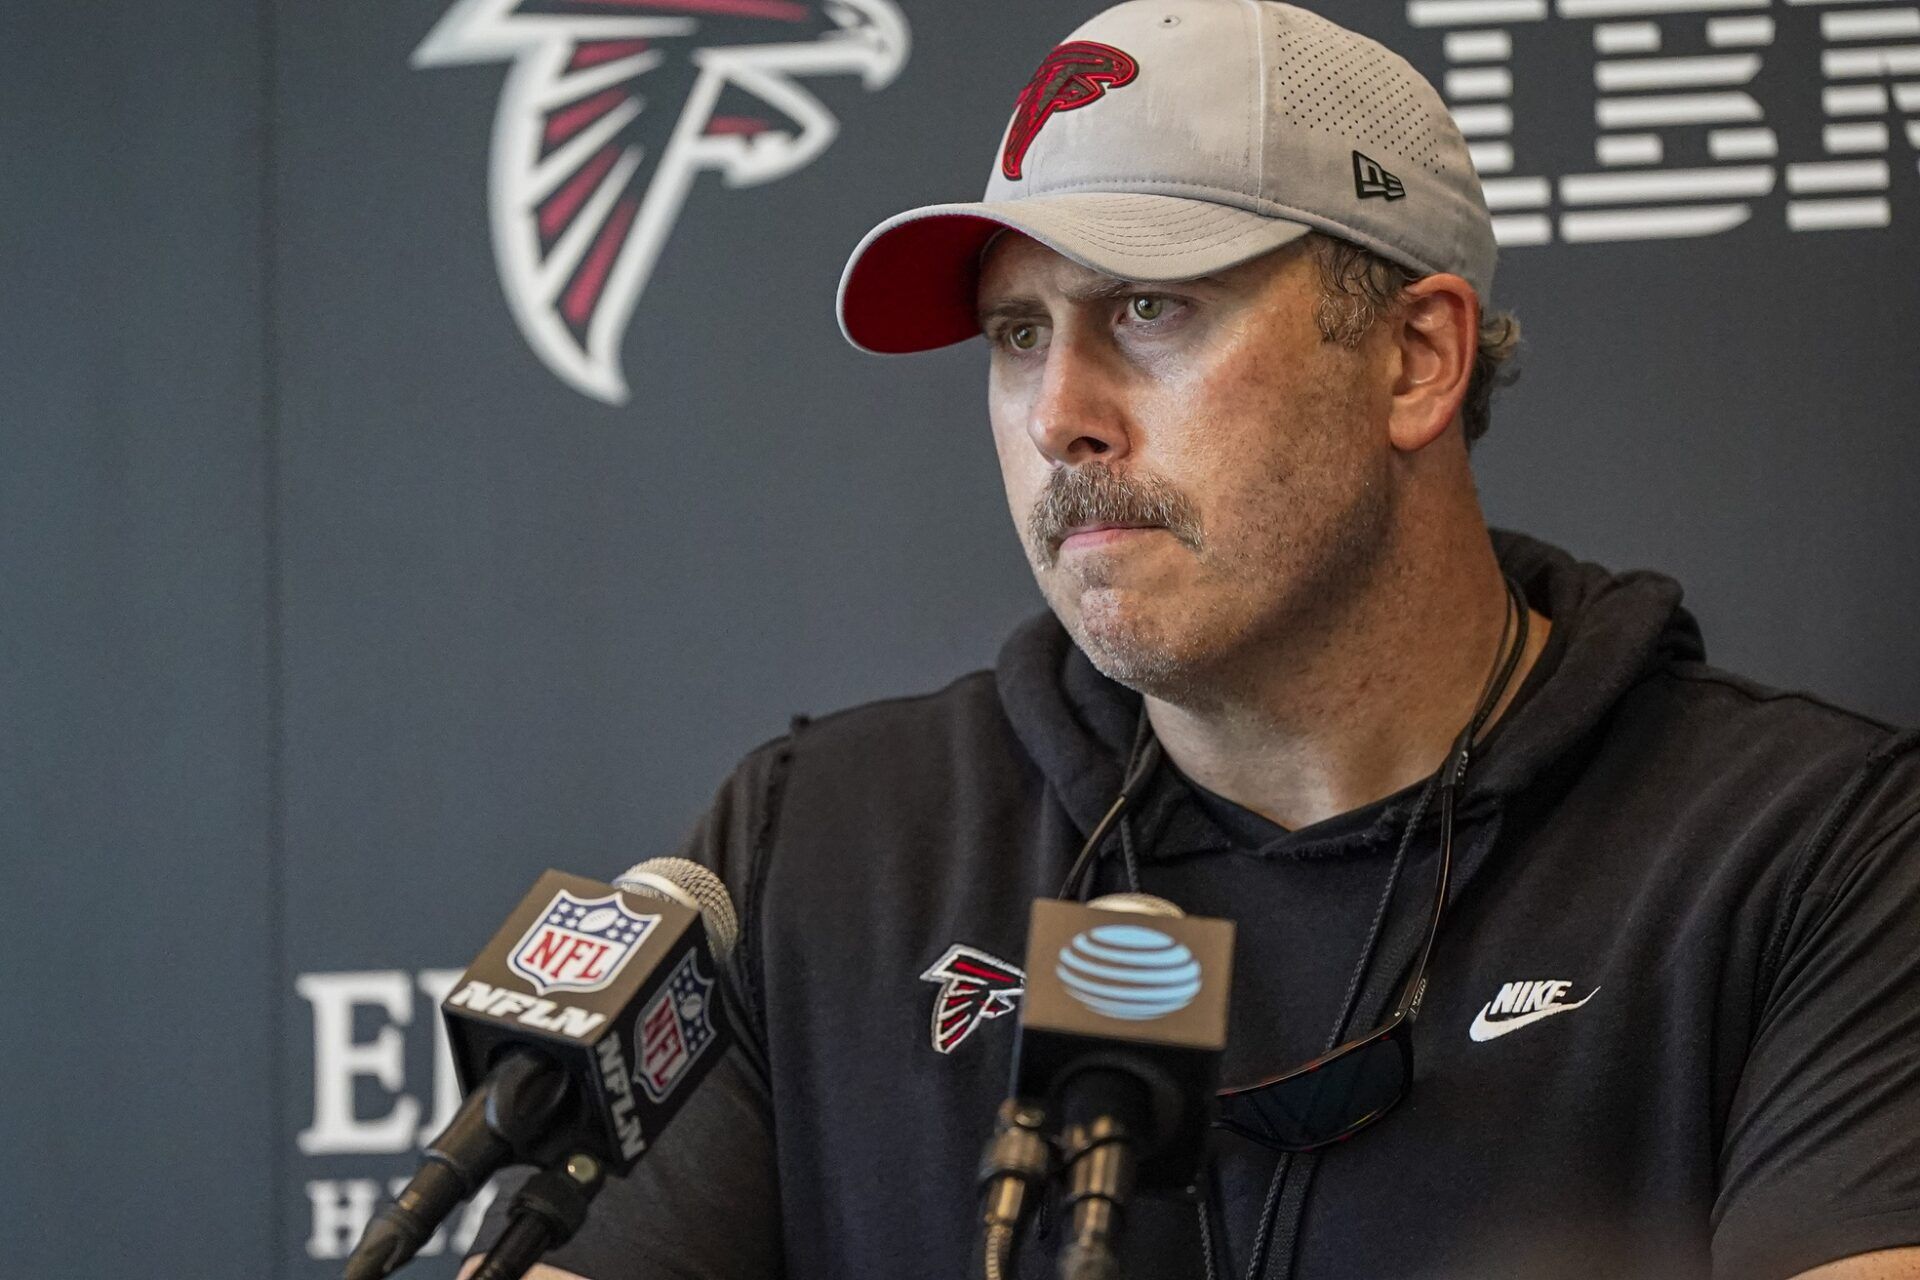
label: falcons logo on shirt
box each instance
[920,944,1025,1055]
[412,0,909,405]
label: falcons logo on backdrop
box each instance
[920,944,1025,1055]
[412,0,909,405]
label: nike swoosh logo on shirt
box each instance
[1468,987,1600,1042]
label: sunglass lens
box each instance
[1222,1034,1409,1151]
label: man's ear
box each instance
[1386,273,1479,454]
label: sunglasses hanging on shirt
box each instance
[1059,576,1529,1155]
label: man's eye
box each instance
[1129,296,1166,322]
[1008,324,1041,351]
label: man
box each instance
[470,2,1920,1276]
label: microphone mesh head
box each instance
[1086,892,1185,918]
[613,857,742,958]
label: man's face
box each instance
[977,232,1397,699]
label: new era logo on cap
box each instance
[1353,151,1406,201]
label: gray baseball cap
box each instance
[837,0,1496,354]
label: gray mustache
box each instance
[1027,465,1203,566]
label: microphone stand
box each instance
[469,1153,608,1280]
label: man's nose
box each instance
[1026,336,1131,467]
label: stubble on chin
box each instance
[1022,463,1221,694]
[1044,557,1230,701]
[1074,600,1200,695]
[1043,466,1395,707]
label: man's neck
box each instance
[1144,534,1551,832]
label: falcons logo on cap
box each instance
[920,944,1025,1055]
[1000,40,1138,182]
[413,0,909,405]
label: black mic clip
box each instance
[343,1051,572,1280]
[974,1098,1055,1280]
[468,1152,609,1280]
[1054,1069,1152,1280]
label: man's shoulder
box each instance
[790,667,1009,754]
[1623,654,1920,840]
[719,665,1030,804]
[1642,655,1907,756]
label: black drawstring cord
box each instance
[1230,760,1448,1280]
[1231,577,1530,1280]
[1059,703,1160,901]
[1119,813,1144,893]
[1198,1172,1228,1280]
[1323,578,1522,1048]
[1329,769,1442,1058]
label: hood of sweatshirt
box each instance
[993,529,1705,861]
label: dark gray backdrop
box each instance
[5,0,1916,1275]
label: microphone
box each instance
[984,893,1234,1280]
[342,860,739,1280]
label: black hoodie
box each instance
[478,532,1920,1280]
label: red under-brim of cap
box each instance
[837,212,1007,355]
[836,193,1319,355]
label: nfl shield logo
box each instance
[509,890,660,996]
[635,950,719,1104]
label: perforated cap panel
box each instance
[1270,7,1446,176]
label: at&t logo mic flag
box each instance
[1012,897,1234,1196]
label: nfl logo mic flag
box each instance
[440,869,734,1175]
[508,889,660,996]
[637,950,720,1103]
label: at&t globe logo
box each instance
[1056,924,1204,1022]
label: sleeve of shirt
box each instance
[465,737,794,1279]
[1711,748,1920,1280]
